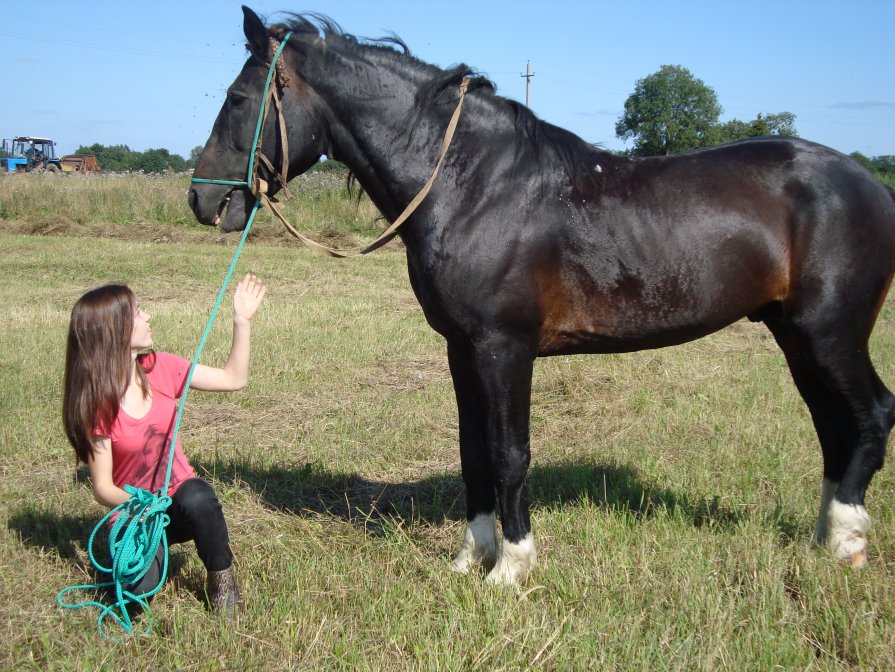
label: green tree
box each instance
[188,145,204,169]
[75,144,189,173]
[143,147,188,173]
[714,112,798,144]
[76,144,135,172]
[851,153,895,186]
[615,65,722,156]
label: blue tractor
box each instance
[1,136,62,172]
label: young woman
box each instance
[62,274,267,618]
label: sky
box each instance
[2,1,893,159]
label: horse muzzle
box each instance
[189,184,254,232]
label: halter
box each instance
[190,31,471,258]
[192,32,293,194]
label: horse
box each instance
[189,7,895,585]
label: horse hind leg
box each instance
[767,316,895,566]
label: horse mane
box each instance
[269,13,604,197]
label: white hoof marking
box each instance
[485,534,536,586]
[812,478,838,545]
[451,512,497,574]
[826,499,871,566]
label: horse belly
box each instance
[535,253,786,356]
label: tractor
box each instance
[1,136,63,172]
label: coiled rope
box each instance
[56,31,287,641]
[57,209,261,639]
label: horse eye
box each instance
[227,90,250,108]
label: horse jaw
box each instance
[218,189,256,232]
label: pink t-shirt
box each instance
[95,352,197,496]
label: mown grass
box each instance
[1,174,894,670]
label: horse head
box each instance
[189,7,331,232]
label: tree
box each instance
[615,65,722,156]
[188,145,204,169]
[76,144,134,172]
[851,152,895,186]
[714,112,798,144]
[73,144,189,173]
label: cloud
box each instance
[829,101,895,110]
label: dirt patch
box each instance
[2,216,402,252]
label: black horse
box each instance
[190,7,895,584]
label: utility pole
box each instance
[521,60,534,107]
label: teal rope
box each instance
[57,202,262,639]
[59,29,289,639]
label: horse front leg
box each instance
[473,337,537,586]
[448,343,498,574]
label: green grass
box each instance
[1,175,894,670]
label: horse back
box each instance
[425,137,895,356]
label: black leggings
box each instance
[130,478,233,595]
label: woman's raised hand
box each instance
[233,273,267,324]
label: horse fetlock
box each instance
[485,534,536,587]
[826,499,871,567]
[812,478,839,545]
[451,512,497,574]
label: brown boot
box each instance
[206,565,243,618]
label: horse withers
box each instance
[189,7,895,585]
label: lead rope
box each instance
[57,203,260,640]
[58,34,288,637]
[57,31,287,639]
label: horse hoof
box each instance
[450,555,474,574]
[451,513,497,575]
[484,534,536,587]
[484,565,519,587]
[826,500,871,565]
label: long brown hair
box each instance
[62,285,151,464]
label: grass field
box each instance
[1,173,894,670]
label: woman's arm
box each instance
[189,274,267,392]
[87,437,131,509]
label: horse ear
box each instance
[242,6,269,56]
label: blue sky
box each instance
[2,1,893,159]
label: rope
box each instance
[58,28,286,641]
[57,203,262,639]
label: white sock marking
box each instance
[812,478,838,544]
[451,512,497,574]
[486,533,537,586]
[827,498,871,566]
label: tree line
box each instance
[73,144,201,173]
[614,65,798,156]
[614,64,893,186]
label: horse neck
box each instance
[308,66,462,224]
